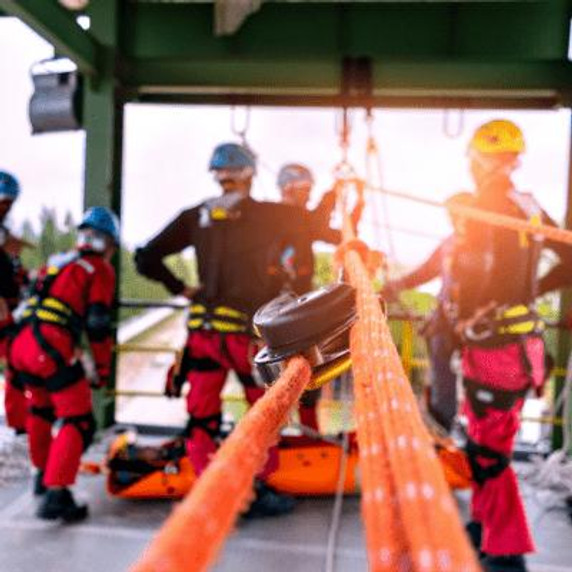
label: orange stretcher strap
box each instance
[131,356,311,572]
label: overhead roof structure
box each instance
[1,0,572,108]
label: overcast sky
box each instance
[1,17,571,270]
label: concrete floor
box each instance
[0,437,571,572]
[1,313,570,571]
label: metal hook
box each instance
[231,106,251,144]
[442,109,465,139]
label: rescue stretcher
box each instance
[105,429,471,499]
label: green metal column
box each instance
[83,0,123,429]
[552,112,572,451]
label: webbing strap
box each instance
[29,405,56,424]
[17,361,84,393]
[188,304,249,333]
[463,378,528,419]
[22,296,82,340]
[184,412,222,440]
[465,439,511,486]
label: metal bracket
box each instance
[341,57,373,101]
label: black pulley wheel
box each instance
[253,283,356,358]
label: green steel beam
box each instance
[0,0,101,76]
[83,0,124,429]
[124,2,570,61]
[130,92,564,110]
[123,59,572,107]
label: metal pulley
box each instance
[29,58,83,134]
[254,283,356,391]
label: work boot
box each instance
[480,554,528,572]
[465,520,483,553]
[242,480,296,519]
[37,488,89,523]
[33,470,47,496]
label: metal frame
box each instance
[0,0,101,76]
[2,0,572,435]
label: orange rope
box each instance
[449,202,572,245]
[340,214,481,571]
[131,356,311,572]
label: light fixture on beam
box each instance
[58,0,89,11]
[29,58,83,135]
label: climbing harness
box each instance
[187,303,249,334]
[460,303,544,347]
[253,283,356,391]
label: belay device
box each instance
[254,283,357,391]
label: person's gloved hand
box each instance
[164,363,184,398]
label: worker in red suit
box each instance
[275,163,363,431]
[136,143,329,518]
[0,170,30,433]
[9,207,119,522]
[452,120,572,572]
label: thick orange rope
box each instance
[340,215,481,572]
[131,357,311,572]
[448,202,572,245]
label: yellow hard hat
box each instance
[469,119,525,155]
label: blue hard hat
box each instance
[0,171,20,201]
[277,164,314,190]
[78,207,120,244]
[209,143,257,171]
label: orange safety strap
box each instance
[339,208,480,572]
[131,357,311,572]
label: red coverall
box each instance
[9,252,114,487]
[456,189,572,557]
[1,247,28,431]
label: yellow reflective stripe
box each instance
[498,320,544,335]
[501,305,529,319]
[187,318,204,329]
[210,320,247,333]
[213,306,247,321]
[42,297,72,315]
[190,304,206,314]
[35,309,68,325]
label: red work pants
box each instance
[10,327,93,487]
[184,330,278,478]
[462,337,543,556]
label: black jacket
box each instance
[136,197,322,319]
